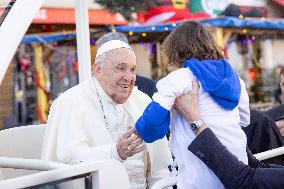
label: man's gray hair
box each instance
[95,32,129,46]
[95,52,108,65]
[95,32,130,66]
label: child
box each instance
[135,21,250,189]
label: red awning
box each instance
[274,0,284,7]
[0,8,128,25]
[137,5,210,24]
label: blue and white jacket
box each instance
[135,58,249,143]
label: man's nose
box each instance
[123,71,134,81]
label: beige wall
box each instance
[259,39,284,70]
[131,44,152,78]
[227,39,284,71]
[260,39,274,70]
[227,41,247,74]
[272,40,284,66]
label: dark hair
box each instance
[162,21,224,67]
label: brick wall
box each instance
[0,63,14,129]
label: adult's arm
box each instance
[188,127,284,189]
[175,81,284,189]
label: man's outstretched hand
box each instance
[116,127,144,160]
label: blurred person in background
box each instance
[243,107,284,165]
[242,65,284,165]
[274,66,284,105]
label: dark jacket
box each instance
[242,109,284,165]
[264,104,284,122]
[135,75,157,98]
[188,128,284,189]
[274,86,282,105]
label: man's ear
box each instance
[92,63,101,76]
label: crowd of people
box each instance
[40,21,284,189]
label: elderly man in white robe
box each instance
[41,40,172,189]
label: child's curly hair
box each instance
[162,21,224,67]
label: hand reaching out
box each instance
[116,127,145,160]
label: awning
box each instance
[274,0,284,7]
[114,17,284,33]
[0,8,128,25]
[21,16,284,44]
[22,32,76,44]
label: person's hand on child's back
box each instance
[174,80,200,122]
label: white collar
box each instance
[91,77,114,104]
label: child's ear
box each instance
[167,63,181,72]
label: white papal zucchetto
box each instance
[95,40,133,59]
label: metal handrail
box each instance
[0,159,130,189]
[0,157,68,171]
[254,146,284,161]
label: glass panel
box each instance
[0,0,16,26]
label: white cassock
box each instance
[41,77,172,189]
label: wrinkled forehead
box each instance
[105,48,136,66]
